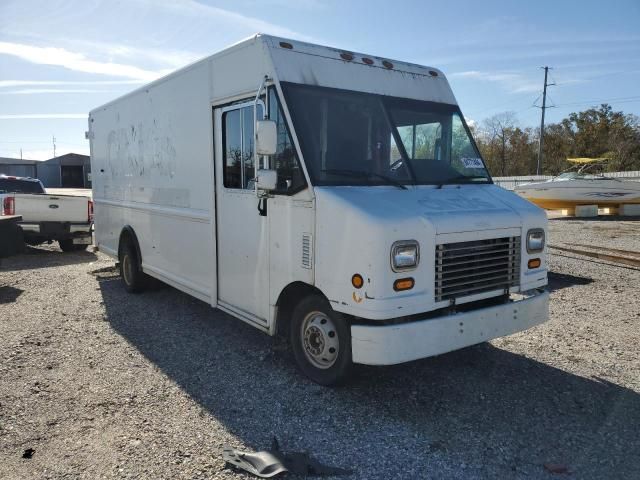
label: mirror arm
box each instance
[254,75,270,196]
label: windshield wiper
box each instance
[321,169,408,190]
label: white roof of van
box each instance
[261,34,456,105]
[91,34,457,114]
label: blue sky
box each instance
[1,0,639,159]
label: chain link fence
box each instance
[493,171,640,190]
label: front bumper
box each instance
[20,222,92,236]
[351,290,549,365]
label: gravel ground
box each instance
[1,216,639,479]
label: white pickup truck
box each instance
[0,175,93,252]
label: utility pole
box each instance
[52,136,56,158]
[536,66,554,175]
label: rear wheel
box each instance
[290,295,353,386]
[118,239,149,293]
[58,239,87,252]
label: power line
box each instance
[567,98,640,107]
[553,95,640,107]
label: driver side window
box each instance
[223,103,263,190]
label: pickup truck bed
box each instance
[1,176,93,252]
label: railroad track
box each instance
[566,243,640,259]
[549,244,640,269]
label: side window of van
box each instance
[268,88,306,194]
[223,104,263,189]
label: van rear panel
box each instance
[89,60,217,304]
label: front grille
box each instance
[435,236,520,302]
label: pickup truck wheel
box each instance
[290,295,353,386]
[118,241,149,293]
[58,239,86,252]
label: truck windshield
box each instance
[0,178,44,194]
[282,83,491,187]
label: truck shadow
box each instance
[98,277,640,478]
[546,271,593,292]
[0,245,97,272]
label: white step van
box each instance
[89,35,549,385]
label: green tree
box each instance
[475,104,640,176]
[557,104,640,172]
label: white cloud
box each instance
[73,40,203,70]
[144,0,316,41]
[0,113,87,119]
[0,88,110,95]
[242,0,326,9]
[0,0,318,92]
[450,70,540,93]
[0,41,167,81]
[0,80,144,88]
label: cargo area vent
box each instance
[435,236,520,302]
[302,233,313,269]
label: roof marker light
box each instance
[362,57,374,65]
[428,70,439,77]
[340,52,354,61]
[382,60,394,69]
[279,41,293,49]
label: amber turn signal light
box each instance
[352,274,364,289]
[393,278,414,291]
[528,258,541,269]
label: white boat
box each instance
[514,159,640,210]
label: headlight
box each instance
[391,240,419,271]
[526,229,545,253]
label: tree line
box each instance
[472,104,640,177]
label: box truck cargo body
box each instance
[89,34,549,384]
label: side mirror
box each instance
[255,169,277,191]
[256,120,277,155]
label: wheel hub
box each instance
[122,254,132,285]
[301,312,339,369]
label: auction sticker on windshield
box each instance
[461,158,484,169]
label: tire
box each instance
[118,239,149,293]
[58,239,87,252]
[290,294,353,386]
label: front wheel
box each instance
[290,295,353,386]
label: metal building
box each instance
[0,157,37,178]
[0,153,91,188]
